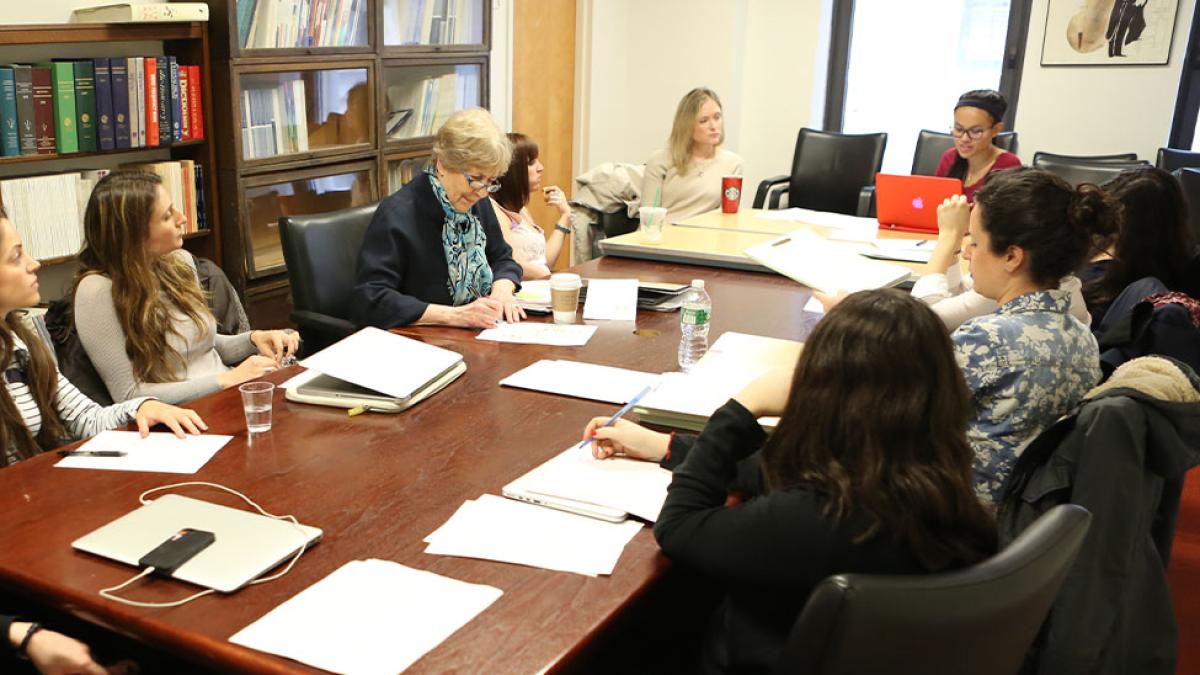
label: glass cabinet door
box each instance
[382,63,481,143]
[385,154,430,193]
[237,0,369,50]
[243,165,375,276]
[239,67,371,163]
[382,0,485,47]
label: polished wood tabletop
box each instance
[0,257,813,673]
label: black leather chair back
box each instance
[1033,151,1139,164]
[911,130,1019,176]
[771,504,1091,675]
[1158,147,1200,172]
[1175,168,1200,240]
[787,128,886,215]
[1032,154,1149,187]
[279,202,378,326]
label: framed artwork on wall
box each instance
[1041,0,1180,65]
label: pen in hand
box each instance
[577,385,654,451]
[57,450,126,458]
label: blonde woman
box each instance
[641,87,743,222]
[73,172,298,405]
[491,132,571,280]
[352,107,524,328]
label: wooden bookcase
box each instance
[0,22,222,267]
[205,0,492,326]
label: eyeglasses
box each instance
[951,125,990,140]
[463,172,502,194]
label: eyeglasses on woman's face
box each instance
[463,172,501,193]
[951,125,991,141]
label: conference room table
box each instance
[599,208,937,275]
[0,256,816,674]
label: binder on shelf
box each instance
[30,66,54,155]
[110,59,131,149]
[72,60,98,153]
[11,66,35,156]
[0,67,19,157]
[93,58,115,151]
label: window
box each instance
[826,0,1033,173]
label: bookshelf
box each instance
[0,22,221,268]
[207,0,491,326]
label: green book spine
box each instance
[0,68,19,157]
[39,62,77,154]
[73,60,97,153]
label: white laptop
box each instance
[501,482,628,523]
[72,494,323,593]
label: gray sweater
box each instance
[74,253,257,404]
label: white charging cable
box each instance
[98,482,311,608]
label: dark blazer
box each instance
[351,172,523,328]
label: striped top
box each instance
[2,336,147,466]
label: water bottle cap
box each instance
[691,279,705,289]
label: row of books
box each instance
[241,78,310,160]
[388,0,483,46]
[386,156,429,192]
[0,161,209,261]
[239,0,369,49]
[0,58,205,158]
[385,70,478,140]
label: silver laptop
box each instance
[501,481,628,523]
[73,494,323,593]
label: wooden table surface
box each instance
[0,257,812,673]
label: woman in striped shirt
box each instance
[0,206,205,468]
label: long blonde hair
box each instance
[75,172,212,384]
[668,87,724,175]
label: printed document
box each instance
[54,431,232,473]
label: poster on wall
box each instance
[1041,0,1180,65]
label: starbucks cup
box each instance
[721,175,743,213]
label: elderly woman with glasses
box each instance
[352,108,525,329]
[935,89,1021,203]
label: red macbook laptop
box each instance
[875,173,963,234]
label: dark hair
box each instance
[492,132,539,213]
[974,167,1119,287]
[1085,167,1197,308]
[947,89,1008,182]
[761,289,997,571]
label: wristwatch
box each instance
[554,224,572,234]
[16,622,42,661]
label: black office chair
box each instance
[1174,168,1200,240]
[1157,147,1200,172]
[911,129,1019,176]
[1032,152,1149,187]
[770,504,1091,675]
[279,202,379,354]
[754,128,886,215]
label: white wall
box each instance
[574,0,830,194]
[1014,0,1196,161]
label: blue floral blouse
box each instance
[952,289,1101,506]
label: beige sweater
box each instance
[641,148,743,223]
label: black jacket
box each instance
[998,364,1200,675]
[351,172,522,328]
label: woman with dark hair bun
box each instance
[1083,166,1200,327]
[583,289,997,673]
[954,167,1110,506]
[936,89,1021,203]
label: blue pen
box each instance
[578,385,654,450]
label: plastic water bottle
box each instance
[678,279,712,372]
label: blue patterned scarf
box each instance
[426,165,493,305]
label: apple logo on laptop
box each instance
[912,197,925,210]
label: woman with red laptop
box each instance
[936,89,1021,203]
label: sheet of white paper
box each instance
[756,207,880,231]
[701,332,804,370]
[514,279,552,307]
[499,360,660,404]
[230,559,502,675]
[279,369,319,390]
[423,495,644,576]
[300,327,463,399]
[54,431,233,473]
[507,445,673,522]
[639,367,767,419]
[859,239,934,263]
[477,322,598,347]
[582,278,638,321]
[744,230,910,294]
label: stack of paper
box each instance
[513,279,552,313]
[230,559,501,674]
[506,445,673,522]
[424,494,644,576]
[633,332,802,431]
[54,432,233,474]
[582,278,638,321]
[744,230,911,294]
[499,360,660,404]
[477,323,598,347]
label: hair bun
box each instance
[1068,183,1118,239]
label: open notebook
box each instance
[743,230,911,294]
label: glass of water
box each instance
[239,382,275,433]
